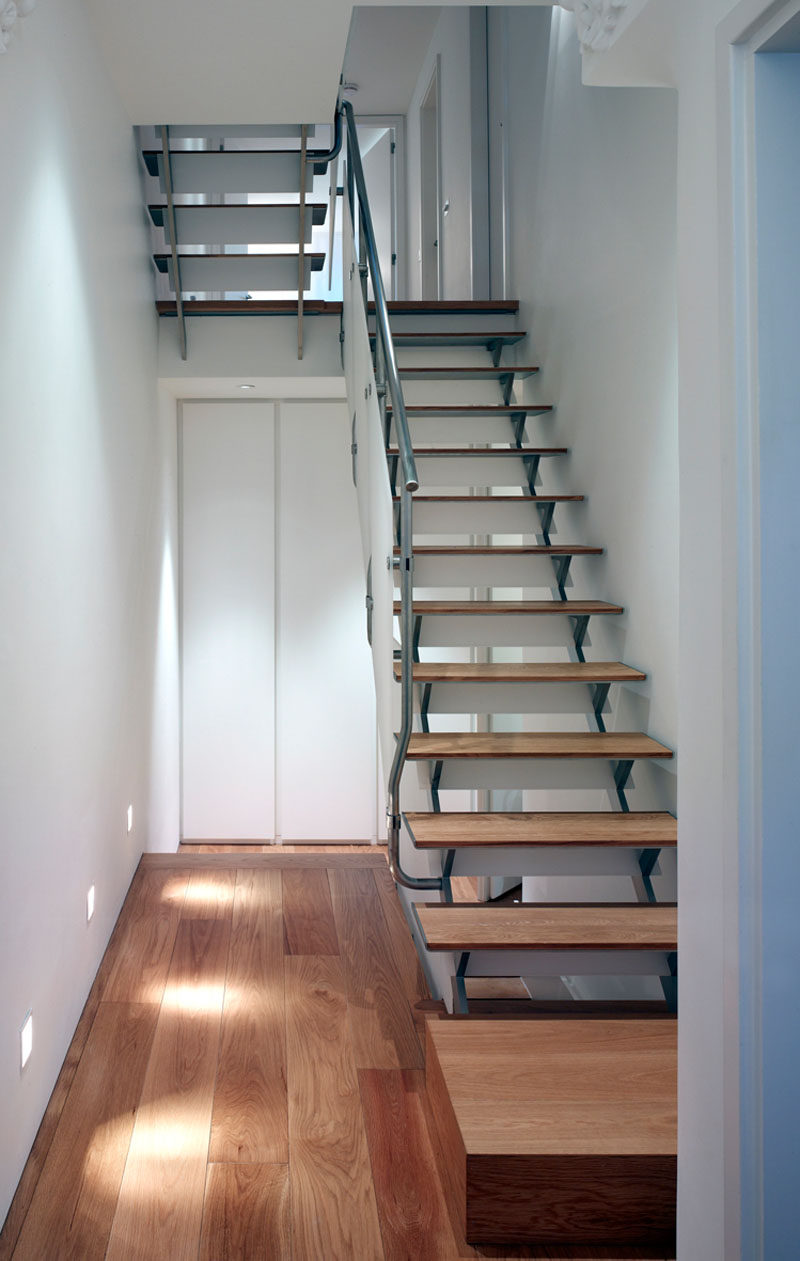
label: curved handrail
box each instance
[341,101,440,892]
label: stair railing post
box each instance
[159,124,187,361]
[297,124,308,360]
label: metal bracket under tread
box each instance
[452,952,471,1014]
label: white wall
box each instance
[0,0,174,1227]
[503,6,678,828]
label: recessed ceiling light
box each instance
[239,383,256,391]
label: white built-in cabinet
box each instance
[180,400,377,842]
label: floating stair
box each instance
[425,1017,677,1248]
[148,202,327,245]
[406,731,673,760]
[399,364,540,382]
[154,252,324,293]
[142,148,325,192]
[404,810,677,847]
[415,901,678,952]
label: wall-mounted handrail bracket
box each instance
[159,125,187,361]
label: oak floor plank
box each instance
[103,865,189,1003]
[371,867,429,1009]
[209,869,288,1164]
[141,851,388,869]
[329,868,424,1070]
[199,1163,290,1260]
[182,867,237,920]
[282,868,339,955]
[359,1068,461,1261]
[285,955,385,1261]
[11,1003,158,1261]
[106,917,231,1260]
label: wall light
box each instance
[127,804,133,833]
[1,1,37,57]
[20,1011,33,1069]
[87,884,96,923]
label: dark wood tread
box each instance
[371,300,520,314]
[415,902,678,952]
[393,493,585,503]
[148,202,328,225]
[405,732,673,759]
[156,299,343,316]
[394,661,645,683]
[404,811,677,848]
[155,251,325,263]
[393,544,601,556]
[399,365,539,380]
[425,1018,676,1246]
[394,599,623,615]
[388,404,552,416]
[371,331,526,347]
[143,147,330,174]
[386,446,567,456]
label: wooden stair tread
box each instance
[388,404,552,415]
[375,300,520,313]
[386,445,566,455]
[406,811,676,847]
[405,732,673,759]
[425,1019,677,1246]
[414,902,677,952]
[372,331,526,346]
[427,1018,676,1155]
[395,600,623,614]
[393,544,601,556]
[399,365,539,380]
[393,661,645,683]
[157,299,343,316]
[393,493,584,502]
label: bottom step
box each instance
[425,1017,676,1249]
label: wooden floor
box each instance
[1,849,672,1261]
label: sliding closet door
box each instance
[181,402,276,841]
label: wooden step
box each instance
[143,149,324,192]
[394,493,583,503]
[425,1017,676,1247]
[386,445,565,457]
[157,299,343,317]
[394,599,623,615]
[414,903,677,952]
[399,365,539,381]
[393,544,601,557]
[148,202,327,245]
[394,661,644,684]
[387,404,552,417]
[372,330,526,348]
[404,811,677,848]
[163,124,316,141]
[405,732,673,760]
[376,300,520,315]
[154,252,324,292]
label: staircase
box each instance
[341,100,677,1252]
[139,121,337,358]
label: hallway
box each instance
[2,849,673,1261]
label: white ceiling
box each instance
[342,6,442,115]
[84,2,547,125]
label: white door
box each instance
[420,63,441,300]
[181,402,276,841]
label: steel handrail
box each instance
[341,101,440,892]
